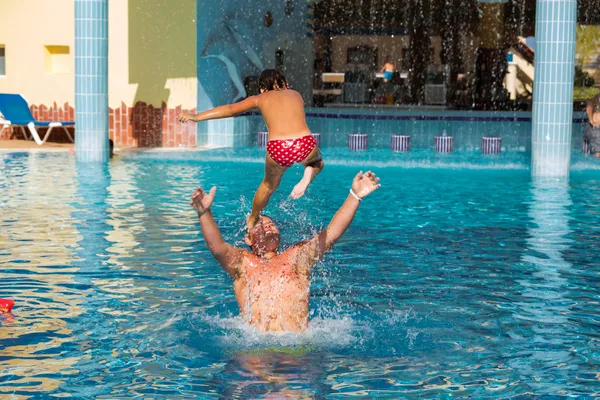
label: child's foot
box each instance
[290,178,310,199]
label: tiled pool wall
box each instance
[197,109,588,152]
[3,105,585,151]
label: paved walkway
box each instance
[0,140,74,150]
[0,140,213,153]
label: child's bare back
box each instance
[256,89,311,140]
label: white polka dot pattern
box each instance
[267,135,317,167]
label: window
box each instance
[0,46,5,76]
[347,45,377,70]
[44,45,71,74]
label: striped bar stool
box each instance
[434,135,454,153]
[391,135,410,152]
[257,131,268,147]
[348,134,368,151]
[481,136,502,154]
[582,138,591,155]
[312,133,321,147]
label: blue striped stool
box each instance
[481,136,502,154]
[257,131,268,147]
[312,133,321,147]
[391,135,410,152]
[582,138,591,155]
[434,136,454,153]
[348,134,368,151]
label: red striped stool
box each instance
[257,131,268,147]
[348,134,368,151]
[481,136,502,154]
[434,136,454,153]
[312,133,321,147]
[582,138,591,155]
[391,135,410,152]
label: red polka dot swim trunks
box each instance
[267,135,317,167]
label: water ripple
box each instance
[1,152,600,398]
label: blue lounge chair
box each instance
[0,94,74,145]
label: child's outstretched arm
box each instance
[179,96,259,123]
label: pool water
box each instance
[1,149,600,398]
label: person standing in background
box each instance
[584,93,600,157]
[380,56,395,83]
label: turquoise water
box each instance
[1,149,600,398]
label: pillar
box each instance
[75,0,109,162]
[531,0,577,177]
[476,0,507,110]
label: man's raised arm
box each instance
[295,171,381,266]
[191,187,243,277]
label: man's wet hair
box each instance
[249,215,274,236]
[258,69,289,92]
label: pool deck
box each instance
[0,140,75,151]
[0,140,217,153]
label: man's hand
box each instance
[351,171,381,199]
[190,186,217,216]
[179,112,197,123]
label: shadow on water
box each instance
[508,178,578,394]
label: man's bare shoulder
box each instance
[287,237,314,252]
[279,239,318,272]
[239,248,259,263]
[277,243,297,254]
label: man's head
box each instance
[259,69,289,93]
[245,215,280,257]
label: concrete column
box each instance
[531,0,577,177]
[75,0,109,162]
[476,0,507,109]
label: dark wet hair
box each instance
[258,69,288,92]
[248,214,279,255]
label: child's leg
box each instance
[290,147,324,199]
[248,154,287,229]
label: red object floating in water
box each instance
[0,299,14,313]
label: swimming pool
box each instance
[1,149,600,398]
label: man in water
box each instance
[585,93,600,157]
[190,171,381,333]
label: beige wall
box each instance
[0,0,75,106]
[0,0,197,109]
[128,0,197,108]
[109,0,139,108]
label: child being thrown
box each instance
[179,69,324,230]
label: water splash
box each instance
[201,314,371,350]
